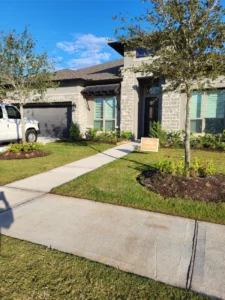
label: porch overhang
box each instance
[81,84,120,96]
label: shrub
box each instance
[86,128,98,140]
[156,157,216,177]
[201,134,217,149]
[98,131,118,142]
[120,131,133,140]
[149,122,167,146]
[167,130,185,147]
[69,122,81,141]
[8,142,44,153]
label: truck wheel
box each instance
[26,129,37,143]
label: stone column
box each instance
[120,68,139,137]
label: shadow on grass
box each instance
[0,191,14,253]
[87,144,154,171]
[56,141,155,172]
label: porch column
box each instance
[120,68,139,138]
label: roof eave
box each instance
[108,42,124,56]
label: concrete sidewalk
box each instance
[6,142,136,193]
[1,192,225,299]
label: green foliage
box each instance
[149,122,167,146]
[0,26,56,100]
[8,142,44,153]
[120,130,133,140]
[156,157,216,177]
[86,128,98,140]
[167,130,185,148]
[69,122,81,141]
[97,130,118,142]
[0,26,57,143]
[115,0,225,91]
[115,0,225,168]
[86,129,133,142]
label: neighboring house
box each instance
[22,42,225,138]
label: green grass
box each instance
[53,148,225,225]
[0,142,113,186]
[0,235,210,299]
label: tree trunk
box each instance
[185,88,191,171]
[20,103,26,144]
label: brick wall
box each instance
[161,92,181,130]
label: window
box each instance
[190,90,225,134]
[136,48,154,58]
[94,97,116,131]
[5,105,21,119]
[0,107,3,119]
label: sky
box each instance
[0,0,147,70]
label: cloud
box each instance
[53,56,64,70]
[56,34,112,69]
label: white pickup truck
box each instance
[0,102,40,143]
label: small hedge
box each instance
[156,157,216,177]
[7,142,44,153]
[86,129,133,143]
[150,122,225,151]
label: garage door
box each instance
[23,102,72,138]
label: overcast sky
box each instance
[0,0,147,70]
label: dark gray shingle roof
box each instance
[54,59,124,82]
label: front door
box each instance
[144,97,158,136]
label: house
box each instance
[23,42,225,138]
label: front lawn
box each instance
[0,236,210,299]
[0,142,113,186]
[53,148,225,224]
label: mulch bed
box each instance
[0,150,51,160]
[57,139,130,145]
[138,170,225,202]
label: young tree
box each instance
[0,27,56,143]
[114,0,225,169]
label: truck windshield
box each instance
[5,106,21,119]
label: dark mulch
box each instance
[56,138,130,145]
[138,170,225,202]
[0,150,51,160]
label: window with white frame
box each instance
[94,97,116,131]
[190,90,225,134]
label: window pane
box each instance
[205,118,224,134]
[136,48,154,58]
[5,106,20,119]
[0,107,3,119]
[94,120,103,130]
[94,99,103,119]
[191,120,202,133]
[105,120,115,131]
[191,92,203,118]
[105,98,115,119]
[206,90,225,118]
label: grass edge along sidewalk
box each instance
[0,235,210,300]
[52,148,225,225]
[0,141,114,186]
